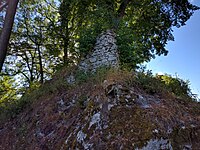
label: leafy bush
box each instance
[134,71,166,95]
[78,28,99,58]
[156,74,193,100]
[0,76,18,104]
[74,70,90,84]
[133,69,195,101]
[0,72,70,121]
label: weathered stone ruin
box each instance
[79,30,119,72]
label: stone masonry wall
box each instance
[78,30,119,72]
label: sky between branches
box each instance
[146,0,200,98]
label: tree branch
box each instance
[117,0,131,18]
[0,1,8,12]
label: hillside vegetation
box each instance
[0,67,200,149]
[1,1,200,149]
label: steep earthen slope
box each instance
[0,69,200,150]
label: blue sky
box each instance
[146,0,200,98]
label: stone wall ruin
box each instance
[78,30,119,72]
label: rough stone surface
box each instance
[79,30,119,72]
[137,138,173,150]
[66,74,75,84]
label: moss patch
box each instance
[105,106,155,149]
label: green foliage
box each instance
[0,76,20,120]
[116,25,148,69]
[74,70,90,83]
[92,67,111,83]
[2,0,198,84]
[0,72,69,121]
[0,76,18,103]
[2,0,62,88]
[77,0,116,58]
[135,71,166,95]
[116,0,199,68]
[156,74,193,99]
[133,69,195,101]
[78,27,101,58]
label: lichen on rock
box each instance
[89,112,101,129]
[136,138,173,150]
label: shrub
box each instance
[134,71,166,95]
[156,74,193,100]
[133,70,195,101]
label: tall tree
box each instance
[1,0,199,91]
[0,0,19,72]
[77,0,199,68]
[3,0,62,87]
[59,0,70,64]
[58,0,86,65]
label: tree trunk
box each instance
[37,45,44,84]
[117,0,131,18]
[63,22,69,65]
[59,1,70,65]
[0,0,19,72]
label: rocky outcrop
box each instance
[79,30,119,72]
[1,69,200,150]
